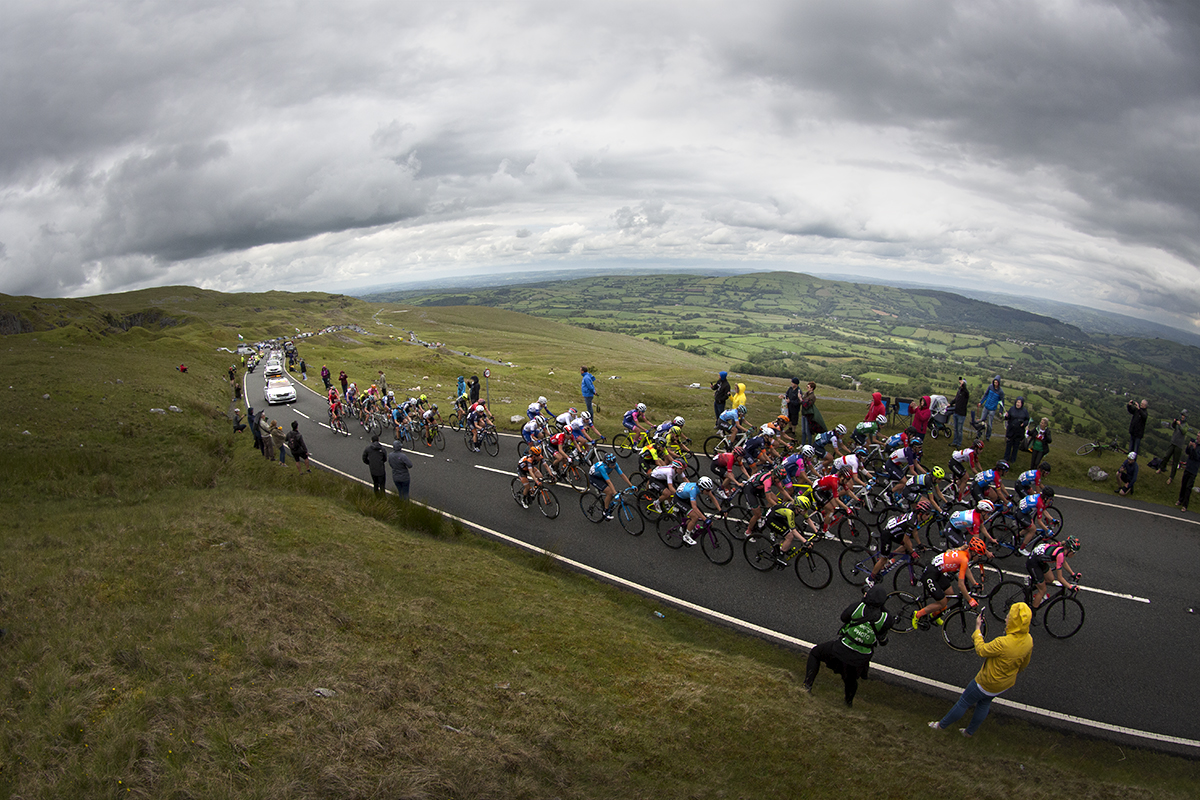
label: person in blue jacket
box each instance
[978,375,1005,441]
[580,365,597,418]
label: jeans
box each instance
[801,416,811,446]
[1130,436,1142,455]
[952,414,965,448]
[1003,437,1022,464]
[393,479,410,501]
[938,680,999,736]
[1179,471,1197,509]
[279,444,288,464]
[981,408,998,440]
[714,398,726,420]
[584,395,594,417]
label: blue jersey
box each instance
[589,461,622,481]
[948,509,980,532]
[655,420,674,436]
[743,435,766,459]
[885,432,907,449]
[675,482,700,502]
[781,453,805,480]
[814,431,837,448]
[1018,493,1044,516]
[1016,469,1041,489]
[718,409,740,426]
[973,469,997,488]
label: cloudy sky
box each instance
[3,1,1199,331]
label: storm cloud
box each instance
[1,0,1198,331]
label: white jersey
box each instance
[832,454,860,474]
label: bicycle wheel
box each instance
[721,505,751,541]
[516,440,530,458]
[536,486,560,519]
[1076,442,1095,455]
[510,477,524,505]
[580,489,606,523]
[562,464,588,492]
[637,488,664,522]
[987,520,1020,559]
[483,430,500,457]
[838,545,874,586]
[891,562,921,592]
[835,513,872,547]
[1042,594,1085,639]
[433,428,445,451]
[795,549,832,590]
[703,435,724,458]
[1043,505,1064,535]
[986,580,1030,624]
[657,515,686,549]
[942,607,984,652]
[683,452,700,479]
[446,412,461,432]
[701,524,735,565]
[923,517,947,551]
[613,433,634,459]
[886,591,921,635]
[617,499,644,536]
[743,535,779,571]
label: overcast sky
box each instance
[2,1,1199,331]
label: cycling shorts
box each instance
[671,495,694,516]
[948,461,965,479]
[522,429,539,443]
[1026,557,1049,584]
[814,487,834,507]
[921,564,952,601]
[710,461,728,478]
[589,475,609,494]
[942,524,968,550]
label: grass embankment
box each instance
[1,289,1196,798]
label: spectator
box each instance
[1003,397,1031,463]
[783,377,802,437]
[468,375,480,403]
[912,395,932,437]
[1027,417,1052,470]
[389,440,415,500]
[1157,411,1190,485]
[978,376,1005,441]
[284,420,312,473]
[951,378,970,448]
[269,420,286,466]
[377,371,389,397]
[1176,434,1200,512]
[1127,399,1149,454]
[1116,451,1139,496]
[258,412,274,459]
[177,364,188,373]
[299,359,307,381]
[711,371,731,420]
[730,382,747,411]
[249,406,264,452]
[801,381,825,445]
[339,370,349,397]
[865,391,886,423]
[929,602,1032,737]
[803,585,893,707]
[228,364,237,382]
[321,365,331,390]
[580,366,597,417]
[232,408,247,434]
[362,435,389,494]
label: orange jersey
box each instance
[932,549,970,580]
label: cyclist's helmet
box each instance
[528,446,542,458]
[1039,462,1052,472]
[835,424,847,435]
[915,498,933,513]
[909,436,923,447]
[973,438,985,449]
[350,382,356,389]
[796,495,814,511]
[772,465,787,480]
[737,405,747,416]
[801,445,816,459]
[855,447,868,458]
[420,394,427,402]
[581,411,591,421]
[932,466,945,480]
[670,425,682,436]
[674,416,685,426]
[636,402,647,412]
[1064,536,1081,553]
[569,407,578,416]
[698,476,715,491]
[431,403,438,411]
[875,414,887,424]
[761,426,776,438]
[604,452,617,465]
[1042,487,1055,500]
[968,536,988,556]
[976,499,995,514]
[776,414,788,425]
[732,446,745,458]
[995,460,1010,472]
[671,459,685,471]
[387,390,395,398]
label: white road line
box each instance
[990,567,1150,604]
[1056,493,1200,527]
[307,452,1200,752]
[293,409,310,419]
[474,464,516,477]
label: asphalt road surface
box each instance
[252,371,1200,750]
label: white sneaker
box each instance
[651,501,662,513]
[682,533,697,546]
[520,496,530,509]
[928,721,942,730]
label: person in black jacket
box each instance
[362,435,389,494]
[468,375,481,403]
[1003,397,1031,463]
[803,585,894,707]
[1176,434,1200,512]
[952,378,970,448]
[1128,399,1148,455]
[711,371,731,420]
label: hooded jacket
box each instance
[1005,397,1030,440]
[981,376,1004,411]
[712,372,731,403]
[972,602,1033,694]
[912,395,932,435]
[866,392,886,422]
[731,383,747,409]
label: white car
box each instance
[263,361,284,378]
[264,378,297,405]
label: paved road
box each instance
[252,371,1200,748]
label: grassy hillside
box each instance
[1,287,1196,798]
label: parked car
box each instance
[264,378,297,405]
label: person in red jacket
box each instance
[865,391,886,423]
[912,395,932,436]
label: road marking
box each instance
[1056,493,1200,527]
[990,567,1150,604]
[293,409,310,420]
[475,464,516,477]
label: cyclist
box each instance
[545,427,574,475]
[741,465,794,538]
[739,430,772,470]
[780,449,814,490]
[420,404,442,446]
[1014,462,1051,499]
[638,436,670,473]
[662,420,690,458]
[899,467,945,512]
[710,447,750,499]
[832,449,870,489]
[328,390,343,427]
[466,400,494,452]
[454,389,470,419]
[943,499,999,549]
[516,445,548,509]
[884,430,909,451]
[853,415,888,448]
[867,499,936,586]
[970,460,1012,506]
[649,458,687,513]
[811,470,853,535]
[654,415,686,441]
[762,501,811,559]
[813,424,850,462]
[521,416,546,447]
[911,537,990,629]
[671,476,722,546]
[948,439,985,500]
[716,405,748,440]
[886,436,925,494]
[1026,537,1081,617]
[527,396,551,422]
[622,402,650,434]
[1015,487,1056,554]
[556,407,580,431]
[569,410,603,446]
[589,453,633,519]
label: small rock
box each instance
[21,430,31,435]
[313,687,337,698]
[150,408,166,414]
[42,394,50,400]
[168,405,182,413]
[116,379,124,384]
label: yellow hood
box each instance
[1006,602,1032,635]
